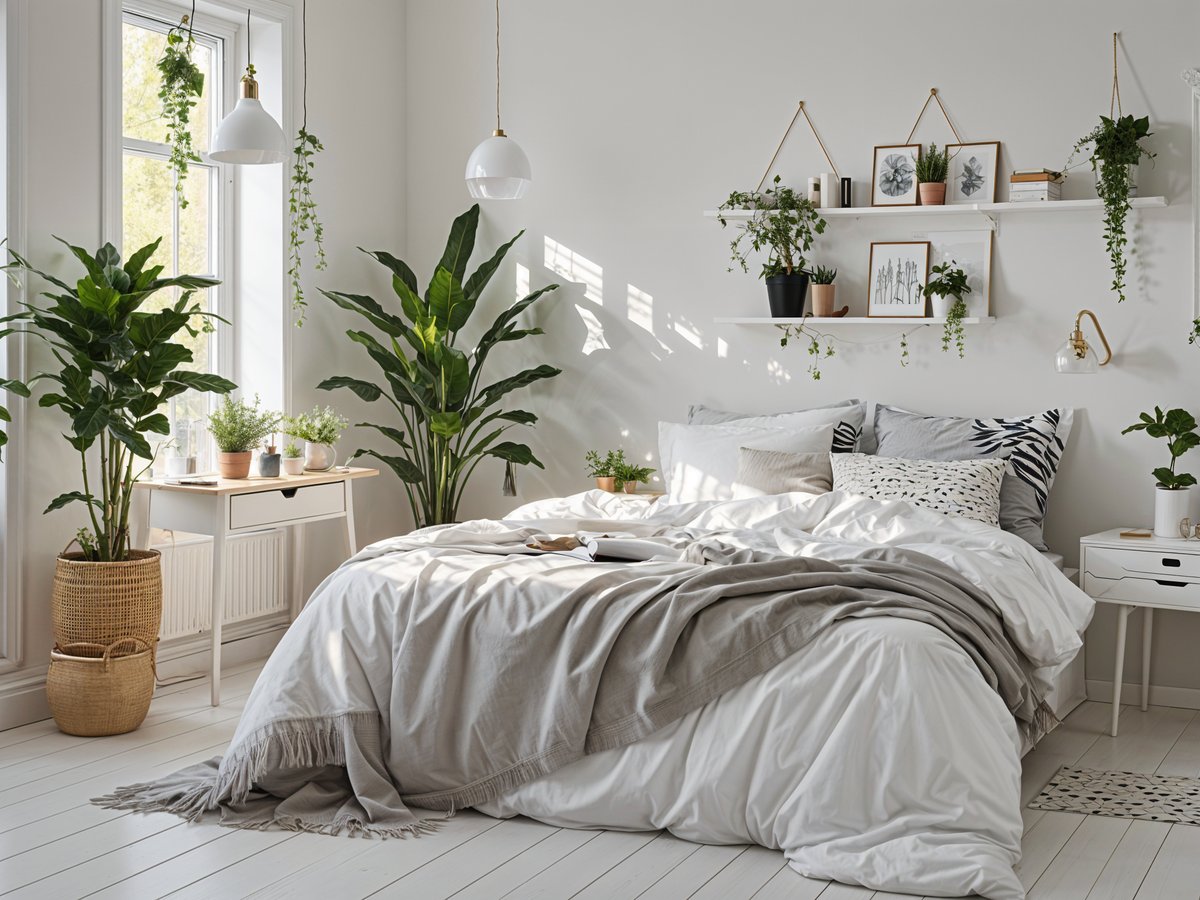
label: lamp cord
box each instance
[495,0,501,131]
[246,8,251,72]
[184,0,195,39]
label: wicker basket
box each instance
[46,639,156,736]
[51,549,163,648]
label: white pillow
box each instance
[688,402,866,453]
[659,422,835,504]
[830,452,1006,526]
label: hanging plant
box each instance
[288,0,328,326]
[157,8,204,209]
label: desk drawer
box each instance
[1083,572,1200,611]
[1084,544,1200,581]
[229,482,345,530]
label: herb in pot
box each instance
[208,395,281,454]
[717,176,826,279]
[285,405,348,446]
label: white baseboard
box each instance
[0,615,287,732]
[1086,678,1200,711]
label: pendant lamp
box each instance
[465,0,531,199]
[211,10,287,165]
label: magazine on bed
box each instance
[525,534,682,562]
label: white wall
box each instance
[0,0,410,727]
[405,1,1200,695]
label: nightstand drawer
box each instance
[1083,544,1200,581]
[229,482,346,530]
[1083,572,1200,611]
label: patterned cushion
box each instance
[688,401,866,453]
[873,405,1073,550]
[830,453,1007,526]
[732,448,833,499]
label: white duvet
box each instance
[467,490,1093,899]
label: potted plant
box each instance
[585,448,627,492]
[259,436,281,478]
[915,142,950,206]
[208,395,280,479]
[318,205,560,528]
[923,261,972,359]
[809,265,838,317]
[718,175,827,318]
[614,460,656,494]
[157,10,204,208]
[4,236,232,735]
[1067,114,1155,302]
[285,405,348,472]
[1122,407,1200,538]
[282,441,306,476]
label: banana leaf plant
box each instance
[319,205,560,528]
[5,237,236,561]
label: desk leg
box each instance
[210,502,228,707]
[1112,604,1134,737]
[1141,608,1154,712]
[291,523,306,619]
[344,482,358,558]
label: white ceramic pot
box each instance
[282,456,306,476]
[930,295,955,318]
[305,442,337,471]
[165,456,197,477]
[1154,485,1191,538]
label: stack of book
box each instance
[1009,169,1064,202]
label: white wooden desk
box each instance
[133,467,379,705]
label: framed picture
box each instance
[868,241,931,317]
[871,144,921,206]
[946,141,1001,204]
[924,230,993,317]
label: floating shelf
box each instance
[715,316,995,326]
[703,196,1168,221]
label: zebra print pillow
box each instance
[687,401,866,453]
[830,453,1006,526]
[872,405,1073,550]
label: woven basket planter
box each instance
[51,549,163,649]
[46,639,156,736]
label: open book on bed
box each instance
[525,535,683,562]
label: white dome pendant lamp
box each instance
[465,0,531,199]
[210,9,287,165]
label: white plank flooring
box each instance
[2,662,1199,899]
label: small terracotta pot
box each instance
[918,182,946,205]
[596,476,616,492]
[622,481,639,494]
[811,284,837,317]
[217,451,253,479]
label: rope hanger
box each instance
[755,101,841,192]
[1111,32,1123,118]
[904,88,963,145]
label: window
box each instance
[121,9,229,471]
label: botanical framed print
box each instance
[871,144,921,206]
[924,230,993,317]
[946,141,1000,204]
[868,241,930,317]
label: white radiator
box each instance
[152,529,287,640]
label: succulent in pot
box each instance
[208,395,281,479]
[585,448,627,492]
[914,142,949,206]
[285,405,348,472]
[282,440,306,476]
[808,265,839,317]
[1122,407,1199,537]
[922,260,972,359]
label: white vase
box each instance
[282,456,306,476]
[930,295,955,318]
[305,442,337,472]
[1153,486,1191,538]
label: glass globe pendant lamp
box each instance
[465,0,531,199]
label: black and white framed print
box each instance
[871,144,921,206]
[946,141,1000,204]
[868,241,930,317]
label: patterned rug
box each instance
[1029,766,1200,825]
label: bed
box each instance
[99,486,1093,900]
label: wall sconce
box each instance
[1054,309,1112,374]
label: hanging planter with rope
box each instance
[289,0,328,326]
[156,0,204,208]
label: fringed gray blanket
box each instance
[95,522,1052,837]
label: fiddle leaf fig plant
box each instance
[718,176,827,279]
[318,205,561,528]
[157,13,204,208]
[1122,406,1200,490]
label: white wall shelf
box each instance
[714,316,995,326]
[704,196,1168,222]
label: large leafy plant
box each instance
[717,176,826,279]
[1122,406,1199,491]
[157,12,204,208]
[6,237,234,560]
[319,205,560,528]
[0,305,28,459]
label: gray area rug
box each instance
[1029,766,1200,825]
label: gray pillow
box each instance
[688,400,867,453]
[732,448,833,499]
[872,405,1074,550]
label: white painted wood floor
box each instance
[2,661,1199,900]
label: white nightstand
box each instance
[1080,529,1200,736]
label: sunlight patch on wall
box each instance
[575,305,610,356]
[515,262,530,300]
[717,338,728,359]
[545,236,603,304]
[672,319,703,350]
[766,358,791,382]
[627,284,653,333]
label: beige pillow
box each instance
[732,448,833,499]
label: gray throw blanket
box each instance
[94,526,1052,837]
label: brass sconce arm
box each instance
[1071,309,1112,365]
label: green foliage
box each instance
[288,128,328,325]
[1191,318,1200,347]
[157,16,204,209]
[585,448,627,479]
[1122,406,1200,490]
[283,441,303,459]
[207,395,280,453]
[924,261,972,359]
[318,205,561,528]
[0,298,29,459]
[718,176,827,279]
[779,323,835,380]
[284,405,347,445]
[914,142,949,183]
[898,332,910,367]
[1068,114,1155,302]
[809,264,837,285]
[613,460,655,487]
[941,298,968,359]
[7,236,232,560]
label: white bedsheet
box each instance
[474,490,1093,899]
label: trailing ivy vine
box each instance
[288,0,327,326]
[157,6,204,209]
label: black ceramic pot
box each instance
[765,272,810,318]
